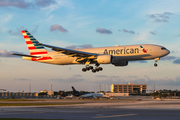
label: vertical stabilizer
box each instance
[72,86,76,92]
[22,30,48,56]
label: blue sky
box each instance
[0,0,180,92]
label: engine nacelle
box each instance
[97,55,112,64]
[112,61,128,66]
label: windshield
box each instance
[161,47,167,50]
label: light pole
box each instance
[50,84,52,91]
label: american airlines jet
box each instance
[71,86,103,99]
[11,30,170,73]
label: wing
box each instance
[10,53,40,58]
[39,43,98,59]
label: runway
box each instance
[1,99,180,120]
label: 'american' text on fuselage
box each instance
[104,47,139,55]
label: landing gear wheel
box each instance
[82,68,86,72]
[92,69,96,73]
[95,63,100,67]
[89,66,93,70]
[95,68,99,72]
[154,63,157,67]
[99,67,103,71]
[86,67,90,71]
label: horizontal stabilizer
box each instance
[10,53,40,58]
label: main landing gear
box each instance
[82,66,93,72]
[82,63,103,73]
[92,63,103,73]
[154,58,159,67]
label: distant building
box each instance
[47,91,54,96]
[111,83,147,94]
[40,89,48,93]
[0,92,38,98]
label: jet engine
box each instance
[96,55,112,64]
[112,61,128,66]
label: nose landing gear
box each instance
[154,63,157,67]
[154,58,159,67]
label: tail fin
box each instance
[22,30,48,56]
[72,86,76,92]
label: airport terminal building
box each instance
[111,83,147,94]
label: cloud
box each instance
[0,0,57,9]
[132,76,180,86]
[8,26,38,36]
[66,45,76,49]
[110,76,120,78]
[161,56,176,60]
[95,75,108,78]
[73,75,82,77]
[0,50,22,57]
[148,12,174,23]
[50,75,85,83]
[92,75,180,86]
[65,44,93,49]
[31,25,39,34]
[8,29,21,36]
[125,76,138,78]
[173,59,180,64]
[50,24,68,33]
[0,14,13,24]
[150,31,156,35]
[0,0,33,9]
[79,44,93,49]
[35,0,57,8]
[14,78,32,81]
[92,77,125,84]
[96,28,112,34]
[50,77,85,83]
[122,29,136,34]
[129,60,147,63]
[171,51,179,53]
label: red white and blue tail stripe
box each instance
[22,30,48,56]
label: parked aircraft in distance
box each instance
[71,86,103,99]
[11,30,170,73]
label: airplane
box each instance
[11,30,170,73]
[71,86,103,99]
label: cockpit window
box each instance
[161,47,166,50]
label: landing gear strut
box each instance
[154,58,159,67]
[92,63,103,73]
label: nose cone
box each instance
[162,48,170,57]
[166,49,170,55]
[158,46,170,57]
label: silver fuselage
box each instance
[23,44,170,65]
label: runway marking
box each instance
[93,114,137,118]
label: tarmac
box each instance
[1,99,180,120]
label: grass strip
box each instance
[0,103,81,106]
